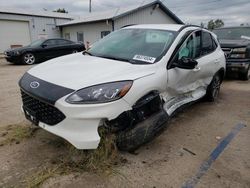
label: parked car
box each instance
[213,26,250,80]
[19,24,226,151]
[4,38,85,65]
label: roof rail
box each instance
[121,24,138,28]
[178,24,202,32]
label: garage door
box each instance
[0,20,31,53]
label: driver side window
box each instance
[177,31,202,60]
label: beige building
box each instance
[58,0,183,45]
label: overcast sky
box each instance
[0,0,249,26]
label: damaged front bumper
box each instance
[22,93,132,149]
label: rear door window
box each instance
[201,31,215,55]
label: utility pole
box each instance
[89,0,92,13]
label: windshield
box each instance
[29,39,45,47]
[213,27,250,40]
[88,29,177,64]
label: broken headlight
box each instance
[66,81,133,104]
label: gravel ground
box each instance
[0,59,249,188]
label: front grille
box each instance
[222,48,233,58]
[21,90,66,126]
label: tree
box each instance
[207,19,224,30]
[53,8,68,13]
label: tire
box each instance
[72,50,78,53]
[205,74,222,102]
[239,65,250,81]
[116,109,169,152]
[22,53,36,65]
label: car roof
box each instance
[123,24,203,32]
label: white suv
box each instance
[19,24,226,151]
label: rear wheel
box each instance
[22,53,36,65]
[239,65,250,81]
[205,74,222,102]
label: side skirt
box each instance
[163,87,206,116]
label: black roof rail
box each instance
[121,24,138,28]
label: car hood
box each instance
[28,53,156,90]
[219,39,250,48]
[5,46,32,52]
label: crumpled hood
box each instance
[28,53,156,90]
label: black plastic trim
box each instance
[19,73,74,105]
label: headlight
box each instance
[232,48,246,53]
[66,81,133,104]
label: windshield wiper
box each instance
[96,55,132,63]
[82,51,93,56]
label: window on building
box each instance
[65,33,70,40]
[77,32,84,42]
[101,31,111,38]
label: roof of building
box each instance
[58,0,183,27]
[0,7,75,19]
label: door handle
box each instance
[215,59,220,64]
[193,66,201,72]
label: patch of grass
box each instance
[25,127,124,188]
[0,124,38,145]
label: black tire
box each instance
[116,110,169,152]
[22,53,36,65]
[239,65,250,81]
[205,74,222,102]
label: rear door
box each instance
[196,30,221,85]
[55,39,75,56]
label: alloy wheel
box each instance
[212,76,221,99]
[24,53,35,65]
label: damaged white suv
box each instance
[19,24,226,151]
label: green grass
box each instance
[25,127,122,188]
[0,124,38,145]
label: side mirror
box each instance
[172,57,198,69]
[41,44,47,48]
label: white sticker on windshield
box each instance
[133,55,156,63]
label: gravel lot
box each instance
[0,59,249,188]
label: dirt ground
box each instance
[0,59,249,188]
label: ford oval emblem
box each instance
[30,81,40,89]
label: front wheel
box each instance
[22,53,36,65]
[205,74,222,102]
[116,110,169,152]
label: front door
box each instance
[167,30,204,97]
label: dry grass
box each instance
[0,124,38,145]
[25,127,122,188]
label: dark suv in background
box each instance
[213,26,250,80]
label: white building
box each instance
[58,0,183,46]
[0,8,74,52]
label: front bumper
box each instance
[22,92,131,149]
[5,55,21,64]
[226,59,250,73]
